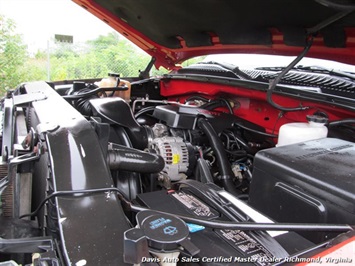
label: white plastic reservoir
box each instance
[277,115,328,147]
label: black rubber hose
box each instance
[63,86,128,100]
[107,145,165,173]
[267,36,313,112]
[234,123,278,138]
[234,135,252,153]
[185,95,210,103]
[201,99,233,114]
[134,106,156,119]
[328,118,355,127]
[197,118,240,195]
[20,187,131,219]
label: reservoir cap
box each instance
[136,210,200,255]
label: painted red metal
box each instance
[159,79,355,137]
[296,236,355,266]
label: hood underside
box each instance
[73,0,355,69]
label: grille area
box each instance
[0,163,11,217]
[178,64,355,98]
[242,69,355,98]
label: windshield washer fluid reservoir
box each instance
[277,115,328,147]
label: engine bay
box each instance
[0,76,354,265]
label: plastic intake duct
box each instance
[107,144,165,173]
[90,97,151,149]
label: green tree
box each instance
[47,31,159,80]
[87,32,121,48]
[86,32,149,77]
[0,14,27,93]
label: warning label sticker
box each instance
[216,229,274,266]
[171,191,219,219]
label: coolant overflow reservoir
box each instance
[98,72,131,102]
[277,115,328,147]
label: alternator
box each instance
[152,136,190,181]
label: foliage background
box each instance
[1,14,28,92]
[1,15,172,94]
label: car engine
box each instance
[0,79,354,265]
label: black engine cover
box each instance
[249,138,355,243]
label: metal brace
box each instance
[0,236,53,253]
[13,92,47,107]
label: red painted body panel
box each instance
[159,79,354,138]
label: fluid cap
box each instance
[108,72,120,78]
[136,211,200,255]
[306,114,328,124]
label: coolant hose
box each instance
[197,118,240,195]
[107,145,164,173]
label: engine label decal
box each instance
[216,229,274,266]
[171,191,219,218]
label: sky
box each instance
[0,0,114,52]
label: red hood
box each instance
[73,0,355,69]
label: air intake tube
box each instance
[89,98,150,149]
[107,144,165,173]
[197,118,240,195]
